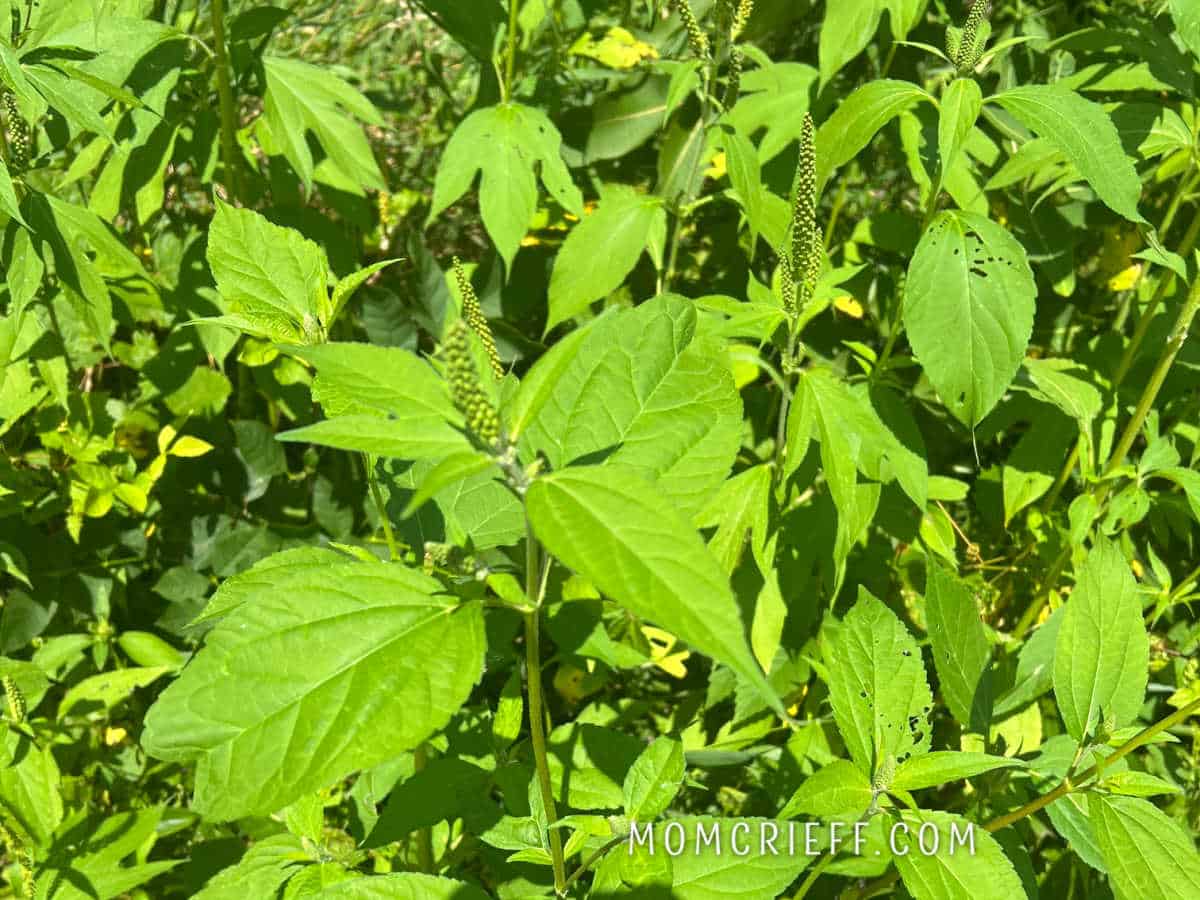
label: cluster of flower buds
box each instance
[672,0,709,59]
[453,257,503,379]
[949,1,990,75]
[443,320,501,448]
[786,113,822,315]
[732,0,754,38]
[3,92,29,172]
[3,676,25,725]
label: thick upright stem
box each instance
[210,0,241,203]
[524,523,567,893]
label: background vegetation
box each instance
[1,0,1200,897]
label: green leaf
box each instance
[1091,793,1200,899]
[725,61,818,164]
[799,370,928,511]
[0,730,62,847]
[207,201,328,343]
[938,77,982,171]
[892,752,1025,791]
[430,103,582,269]
[924,563,993,732]
[0,158,25,226]
[285,342,458,421]
[262,56,385,192]
[278,414,470,461]
[1170,0,1200,61]
[989,85,1143,222]
[192,834,305,899]
[779,759,874,819]
[522,295,742,520]
[364,758,491,848]
[893,809,1026,900]
[525,466,785,719]
[819,0,884,86]
[1053,539,1149,741]
[402,452,498,517]
[904,211,1036,427]
[587,76,669,162]
[317,874,492,899]
[1023,357,1103,425]
[624,735,685,821]
[142,558,485,820]
[546,185,666,331]
[823,587,933,778]
[993,605,1062,718]
[58,666,170,717]
[636,817,810,898]
[884,0,930,40]
[815,80,933,191]
[718,125,766,250]
[1151,467,1200,524]
[330,259,402,322]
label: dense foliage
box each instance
[2,0,1200,897]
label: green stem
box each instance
[504,0,520,100]
[364,454,399,561]
[210,0,241,203]
[562,835,626,891]
[1113,196,1200,385]
[851,697,1200,900]
[1104,274,1200,478]
[791,850,834,899]
[524,521,567,894]
[984,695,1200,832]
[412,743,435,871]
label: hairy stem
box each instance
[210,0,241,203]
[524,521,567,893]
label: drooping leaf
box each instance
[261,56,385,192]
[819,0,884,85]
[989,85,1143,222]
[815,80,933,191]
[924,563,993,733]
[142,558,485,820]
[525,466,784,718]
[904,211,1036,427]
[546,185,665,330]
